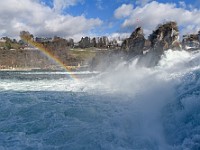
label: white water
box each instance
[0,49,200,149]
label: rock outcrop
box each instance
[148,21,181,53]
[122,27,146,56]
[122,21,181,54]
[143,22,182,66]
[182,31,200,50]
[121,21,182,66]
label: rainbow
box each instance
[21,37,78,80]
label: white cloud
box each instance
[96,0,103,10]
[136,0,153,6]
[53,0,83,12]
[108,32,130,40]
[179,1,186,9]
[115,1,200,37]
[0,0,102,39]
[114,4,134,19]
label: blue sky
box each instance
[0,0,200,41]
[40,0,200,35]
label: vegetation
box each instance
[0,33,100,70]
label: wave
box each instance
[0,49,200,149]
[89,49,200,149]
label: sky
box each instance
[0,0,200,41]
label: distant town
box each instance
[0,22,200,71]
[0,31,124,71]
[0,31,124,51]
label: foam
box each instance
[0,49,200,149]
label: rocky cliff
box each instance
[122,22,181,55]
[121,21,182,66]
[122,27,146,56]
[149,21,181,52]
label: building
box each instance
[35,37,52,43]
[0,37,8,43]
[79,37,91,48]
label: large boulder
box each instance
[138,22,181,67]
[140,22,182,67]
[122,27,146,57]
[148,21,181,53]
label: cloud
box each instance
[115,1,200,37]
[108,32,130,40]
[179,1,186,9]
[53,0,83,12]
[136,0,153,6]
[0,0,102,39]
[114,4,134,19]
[96,0,103,10]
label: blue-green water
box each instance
[0,50,200,150]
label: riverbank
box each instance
[0,65,89,72]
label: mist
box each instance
[80,48,200,149]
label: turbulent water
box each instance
[0,49,200,150]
